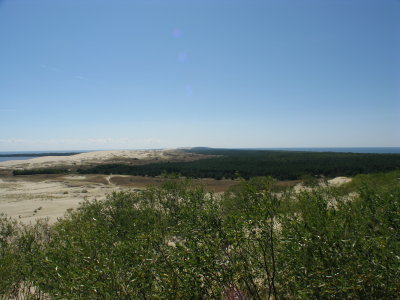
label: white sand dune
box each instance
[0,149,186,170]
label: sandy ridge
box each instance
[0,149,183,170]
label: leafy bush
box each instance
[0,215,50,299]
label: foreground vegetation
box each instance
[1,171,399,299]
[77,148,400,180]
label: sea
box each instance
[0,150,86,163]
[250,147,400,154]
[0,148,399,163]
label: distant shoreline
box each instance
[0,152,82,158]
[233,147,400,154]
[0,147,400,164]
[1,147,400,155]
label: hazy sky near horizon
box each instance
[0,0,399,151]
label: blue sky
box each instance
[0,0,399,150]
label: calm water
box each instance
[0,150,86,163]
[253,147,400,154]
[0,156,34,162]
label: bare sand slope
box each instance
[0,149,196,170]
[0,175,130,224]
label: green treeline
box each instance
[13,169,68,175]
[1,171,399,299]
[78,149,400,180]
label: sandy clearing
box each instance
[62,175,88,180]
[0,176,127,224]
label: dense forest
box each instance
[13,169,68,176]
[77,148,400,180]
[1,171,399,299]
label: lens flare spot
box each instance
[185,85,193,96]
[178,52,188,63]
[172,28,182,38]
